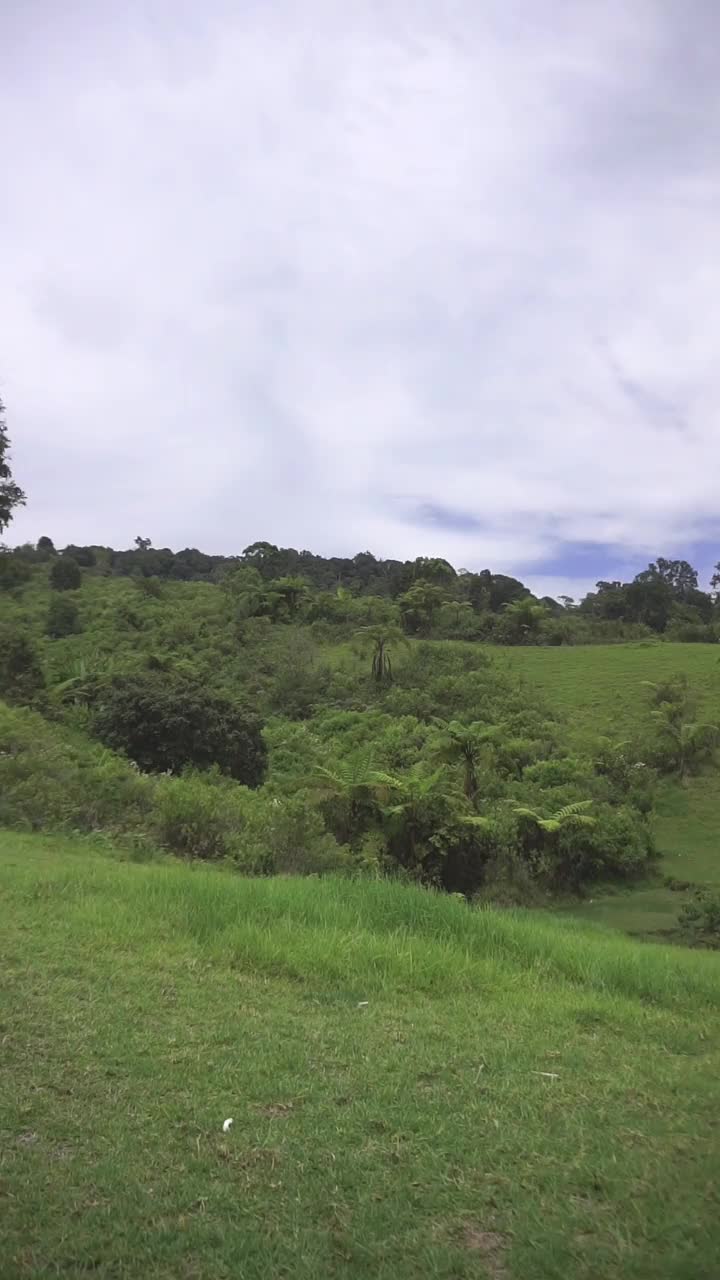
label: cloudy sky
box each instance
[2,0,720,598]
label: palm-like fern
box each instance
[432,718,500,799]
[370,766,451,867]
[513,800,595,833]
[354,626,407,684]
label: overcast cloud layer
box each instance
[2,0,720,598]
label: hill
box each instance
[1,558,719,941]
[2,832,719,1280]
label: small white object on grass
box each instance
[357,1001,369,1008]
[222,1118,233,1132]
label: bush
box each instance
[678,891,720,949]
[0,624,44,705]
[552,805,655,890]
[154,771,245,860]
[91,673,268,784]
[50,556,82,591]
[0,552,31,591]
[46,595,81,639]
[154,771,348,873]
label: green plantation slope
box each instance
[1,832,719,1280]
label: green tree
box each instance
[636,558,698,600]
[314,752,378,843]
[411,556,456,587]
[398,581,446,634]
[91,674,267,784]
[268,576,310,619]
[50,556,82,591]
[371,766,452,871]
[440,599,474,629]
[431,718,499,800]
[46,595,81,639]
[0,622,43,705]
[0,397,26,532]
[650,706,718,780]
[0,552,31,592]
[496,597,549,643]
[354,625,407,684]
[62,544,96,567]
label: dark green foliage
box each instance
[0,397,26,532]
[5,527,718,638]
[50,556,82,591]
[46,595,81,639]
[678,890,720,948]
[62,544,96,567]
[0,624,44,705]
[91,673,268,785]
[0,552,31,591]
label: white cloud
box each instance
[2,0,720,596]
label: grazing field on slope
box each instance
[1,832,719,1280]
[496,644,720,936]
[496,643,720,739]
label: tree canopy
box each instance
[0,398,26,533]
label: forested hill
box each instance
[3,537,720,642]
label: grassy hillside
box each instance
[495,644,720,936]
[2,832,719,1280]
[498,642,720,738]
[3,561,720,940]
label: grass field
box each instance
[2,832,720,1279]
[494,644,720,938]
[497,642,720,738]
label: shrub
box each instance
[552,805,655,890]
[236,791,350,875]
[522,757,593,790]
[91,673,268,784]
[50,556,82,591]
[46,595,81,639]
[154,771,245,860]
[678,891,720,949]
[0,624,44,704]
[0,552,31,591]
[154,772,348,873]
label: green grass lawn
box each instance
[2,832,720,1279]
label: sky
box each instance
[2,0,720,600]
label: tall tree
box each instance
[635,558,699,599]
[0,397,26,532]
